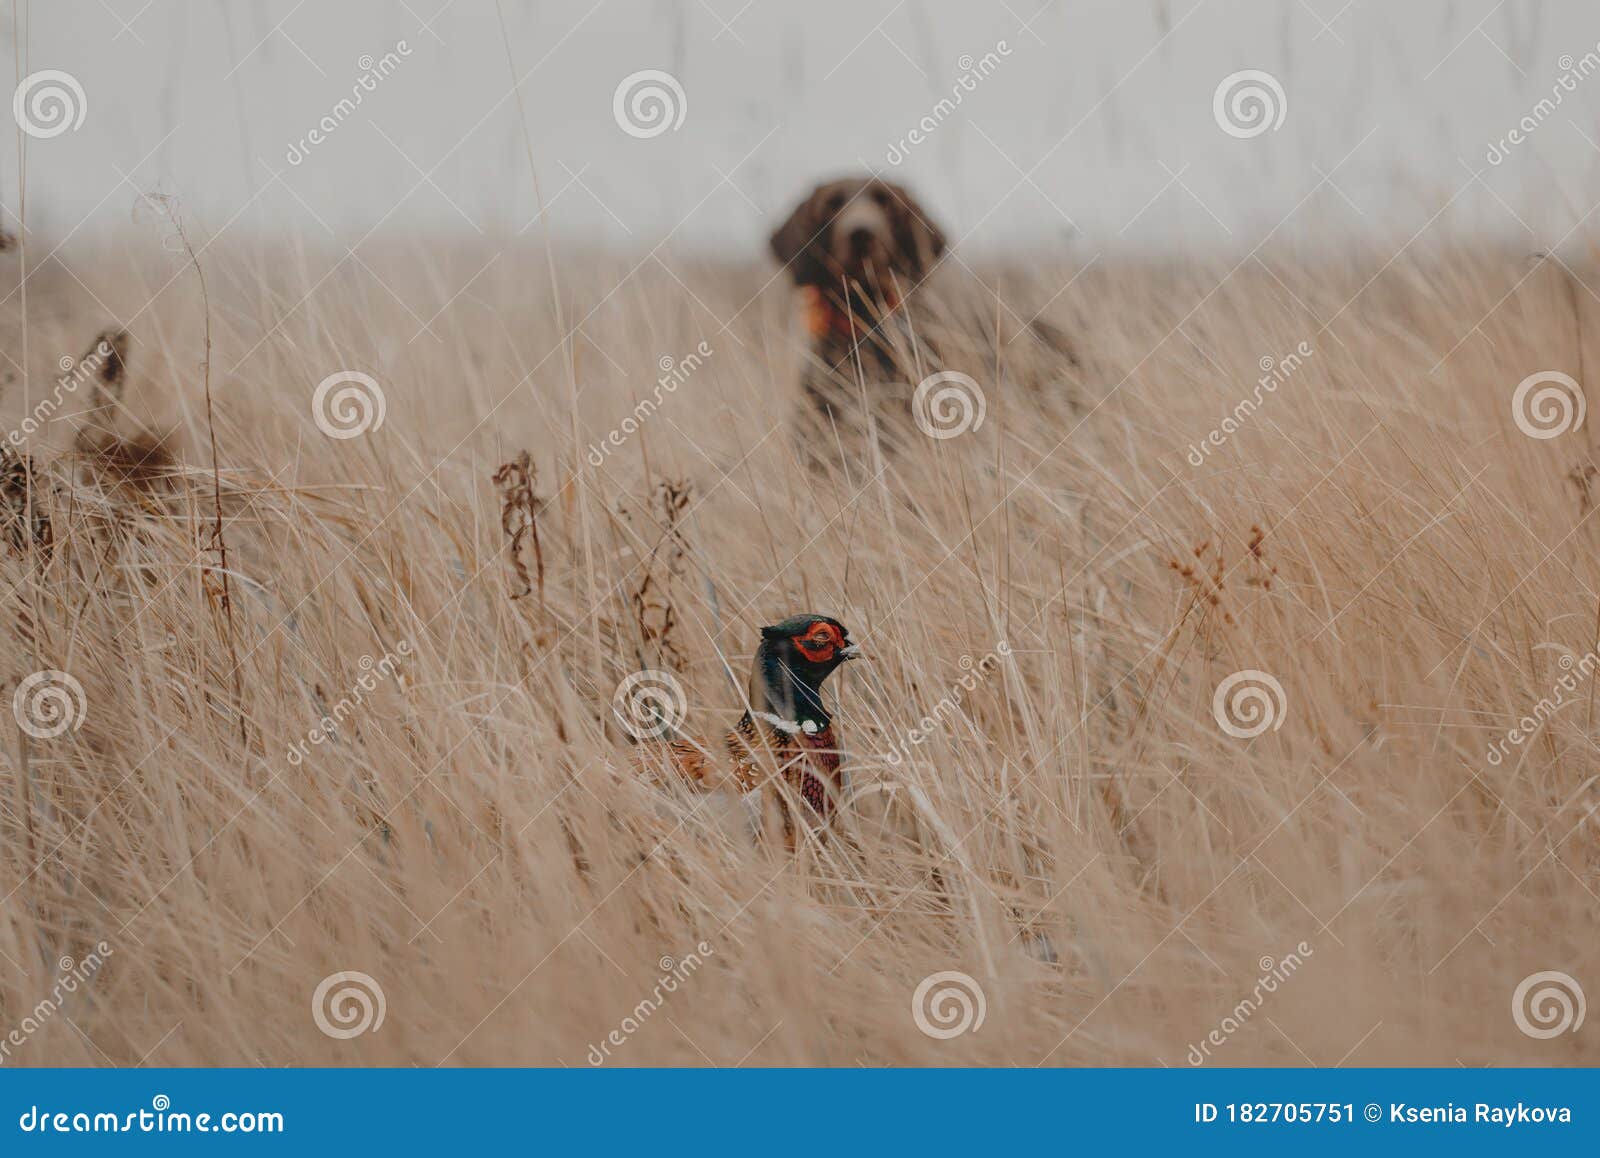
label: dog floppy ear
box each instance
[769,185,829,285]
[882,180,947,278]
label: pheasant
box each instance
[638,613,860,840]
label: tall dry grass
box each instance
[1,228,1599,1065]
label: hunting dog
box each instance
[769,176,947,444]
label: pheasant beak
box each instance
[839,643,863,661]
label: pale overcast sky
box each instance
[4,1,1599,255]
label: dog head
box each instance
[769,177,946,292]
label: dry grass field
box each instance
[1,226,1599,1065]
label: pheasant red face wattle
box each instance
[793,621,845,663]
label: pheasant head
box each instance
[747,613,859,732]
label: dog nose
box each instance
[847,227,875,254]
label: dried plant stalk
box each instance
[493,450,545,606]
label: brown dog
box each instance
[769,176,946,438]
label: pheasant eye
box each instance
[793,625,839,659]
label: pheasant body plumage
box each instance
[727,712,844,820]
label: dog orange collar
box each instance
[801,285,901,340]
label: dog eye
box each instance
[871,188,891,206]
[825,193,845,212]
